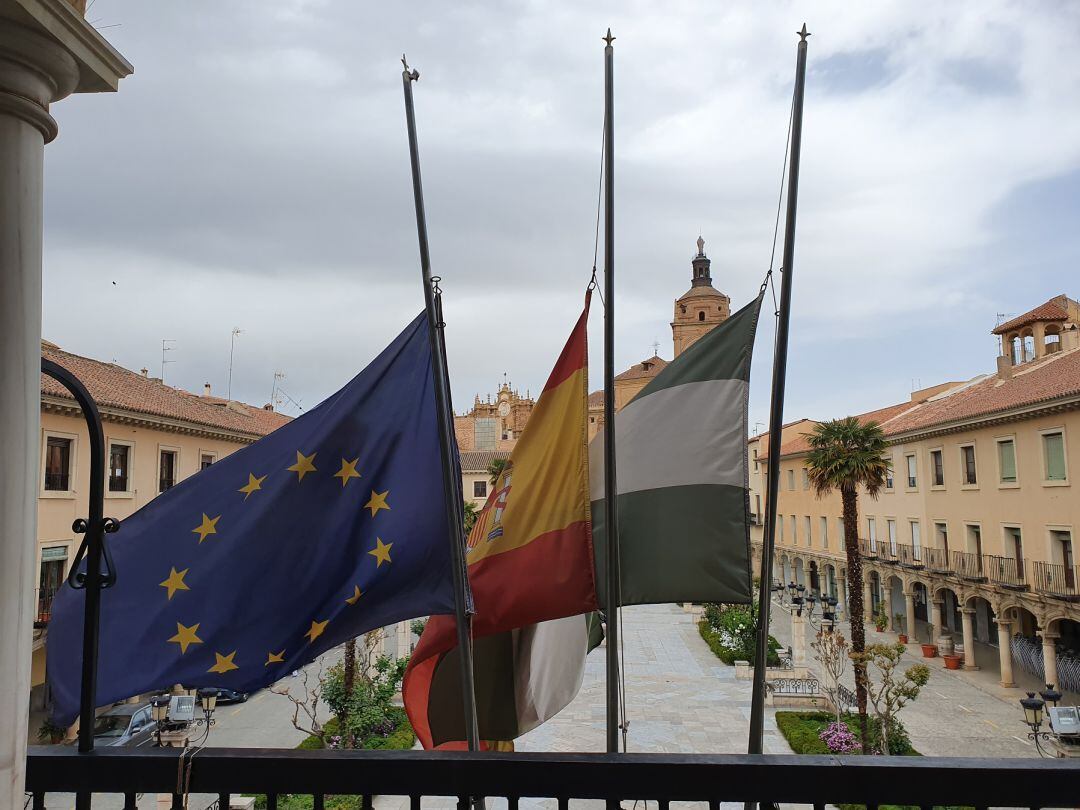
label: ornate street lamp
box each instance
[1020,690,1056,758]
[192,687,219,736]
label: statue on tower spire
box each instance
[696,235,705,257]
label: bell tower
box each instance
[671,236,731,357]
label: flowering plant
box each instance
[819,721,858,754]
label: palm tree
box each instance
[462,500,479,534]
[487,458,508,484]
[806,417,891,754]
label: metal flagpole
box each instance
[601,27,622,757]
[401,55,481,754]
[748,23,810,761]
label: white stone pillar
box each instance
[961,608,978,670]
[0,12,129,806]
[996,619,1015,688]
[884,585,895,631]
[1042,631,1060,691]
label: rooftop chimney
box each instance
[203,382,212,397]
[140,368,148,377]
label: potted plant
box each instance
[874,602,889,633]
[920,642,938,657]
[942,653,963,670]
[895,614,908,644]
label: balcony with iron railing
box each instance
[923,546,951,573]
[858,537,877,559]
[895,542,924,569]
[34,586,60,630]
[952,550,986,581]
[1032,560,1080,601]
[23,745,1080,810]
[985,554,1028,590]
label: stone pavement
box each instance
[768,600,1039,758]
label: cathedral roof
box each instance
[677,284,727,301]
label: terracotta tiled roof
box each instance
[677,285,727,301]
[459,450,511,472]
[992,295,1071,335]
[615,355,668,382]
[41,342,292,439]
[776,401,917,457]
[588,390,605,408]
[879,347,1080,436]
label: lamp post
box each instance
[194,687,220,732]
[151,695,172,747]
[1018,684,1067,758]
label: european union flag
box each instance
[47,314,462,725]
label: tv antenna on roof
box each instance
[271,371,286,409]
[161,339,176,383]
[227,327,243,400]
[651,338,660,357]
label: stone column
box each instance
[884,584,895,631]
[930,600,943,638]
[0,12,129,806]
[996,619,1015,688]
[836,569,847,623]
[864,579,874,622]
[791,610,808,670]
[904,590,917,642]
[961,608,979,670]
[1042,630,1060,691]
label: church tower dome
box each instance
[670,236,731,357]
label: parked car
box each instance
[78,703,157,747]
[215,688,248,704]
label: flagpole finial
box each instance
[603,28,615,46]
[798,23,810,41]
[401,53,419,81]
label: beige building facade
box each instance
[752,296,1080,695]
[33,341,290,701]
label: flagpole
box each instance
[601,27,622,757]
[401,56,481,754]
[748,23,810,761]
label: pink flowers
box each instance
[819,721,858,754]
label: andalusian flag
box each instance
[591,293,763,606]
[404,294,597,749]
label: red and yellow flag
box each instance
[404,293,597,749]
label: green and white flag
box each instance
[591,293,763,607]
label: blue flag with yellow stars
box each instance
[47,313,463,725]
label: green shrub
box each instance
[698,615,780,666]
[774,711,917,757]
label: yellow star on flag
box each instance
[368,537,393,567]
[305,619,329,643]
[364,490,390,517]
[266,650,285,666]
[239,473,267,500]
[334,457,361,488]
[208,651,239,674]
[192,513,220,544]
[287,450,317,481]
[345,585,362,605]
[168,622,203,655]
[159,567,190,600]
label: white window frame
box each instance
[198,449,218,471]
[884,455,895,490]
[910,519,922,561]
[904,453,918,490]
[1038,427,1069,487]
[994,435,1019,489]
[40,429,78,499]
[929,446,945,489]
[820,516,829,550]
[790,515,797,546]
[836,517,845,546]
[473,479,488,499]
[106,438,136,499]
[801,468,809,490]
[886,518,898,555]
[804,515,812,548]
[959,443,979,489]
[1046,525,1074,568]
[868,517,877,551]
[786,469,795,491]
[157,443,181,493]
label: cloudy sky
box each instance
[43,1,1080,431]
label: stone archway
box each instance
[793,557,806,587]
[808,560,820,593]
[1043,617,1080,695]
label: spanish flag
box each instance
[404,293,597,749]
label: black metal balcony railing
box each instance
[1032,560,1080,600]
[877,543,899,564]
[895,543,924,568]
[858,537,877,559]
[923,546,951,573]
[985,554,1028,589]
[23,746,1080,810]
[34,586,60,629]
[952,550,985,580]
